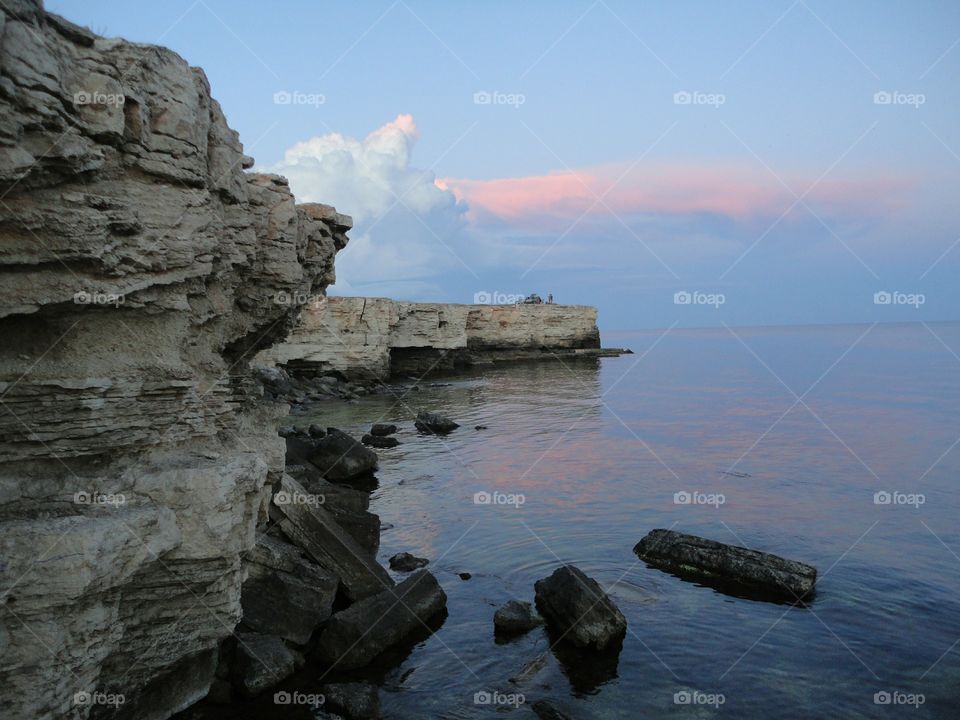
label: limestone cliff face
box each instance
[0,3,349,718]
[261,296,601,380]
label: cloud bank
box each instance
[262,114,468,297]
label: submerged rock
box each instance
[414,410,459,434]
[317,570,447,670]
[534,566,627,651]
[389,552,429,572]
[370,423,398,436]
[362,433,400,448]
[532,700,574,720]
[320,682,381,719]
[633,529,817,602]
[494,600,543,635]
[308,428,379,481]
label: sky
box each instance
[47,0,960,331]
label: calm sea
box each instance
[189,321,960,719]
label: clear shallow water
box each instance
[192,322,960,719]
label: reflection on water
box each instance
[197,323,960,719]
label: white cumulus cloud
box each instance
[262,114,469,297]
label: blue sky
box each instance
[48,0,960,330]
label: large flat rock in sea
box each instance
[633,529,817,602]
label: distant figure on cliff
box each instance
[547,293,554,304]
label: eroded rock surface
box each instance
[0,4,350,718]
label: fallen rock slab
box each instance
[231,633,299,698]
[534,566,626,651]
[633,529,817,602]
[240,535,338,645]
[414,410,459,434]
[307,428,379,481]
[317,570,447,670]
[320,682,381,719]
[273,475,393,601]
[494,600,543,635]
[389,552,429,572]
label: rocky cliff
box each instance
[0,3,350,718]
[260,296,604,380]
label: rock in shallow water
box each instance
[534,566,627,651]
[532,699,574,720]
[633,528,817,602]
[370,423,398,436]
[307,428,378,480]
[320,682,381,719]
[414,410,459,434]
[494,599,543,635]
[317,570,447,670]
[362,433,400,448]
[389,552,429,572]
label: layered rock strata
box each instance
[258,296,606,381]
[0,3,350,718]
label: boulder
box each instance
[231,633,298,698]
[308,428,379,480]
[534,566,626,651]
[240,535,338,645]
[362,433,400,449]
[370,423,398,436]
[317,570,447,670]
[309,424,326,438]
[389,552,429,572]
[633,529,817,602]
[414,411,459,434]
[494,600,543,635]
[320,682,381,719]
[272,475,393,601]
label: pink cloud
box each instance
[442,162,909,227]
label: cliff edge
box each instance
[0,3,349,718]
